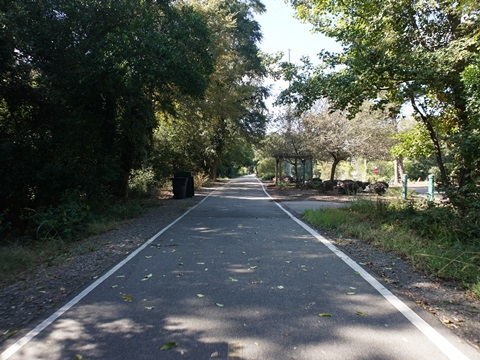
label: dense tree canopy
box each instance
[1,0,215,229]
[0,0,271,240]
[302,102,395,180]
[274,0,480,191]
[153,0,268,179]
[0,0,269,236]
[256,101,395,181]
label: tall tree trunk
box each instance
[398,157,405,178]
[210,160,218,181]
[411,99,450,187]
[394,159,399,185]
[330,156,341,181]
[393,158,406,184]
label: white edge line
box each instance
[257,177,470,360]
[1,192,214,360]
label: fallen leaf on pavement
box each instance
[160,342,178,350]
[141,274,153,281]
[3,330,18,339]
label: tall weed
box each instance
[28,192,89,241]
[193,173,210,190]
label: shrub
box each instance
[128,167,156,198]
[28,192,90,241]
[261,173,275,180]
[193,173,210,189]
[256,158,276,178]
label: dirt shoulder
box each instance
[266,184,480,352]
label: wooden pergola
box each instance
[274,153,314,186]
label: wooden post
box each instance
[312,158,314,180]
[402,174,408,200]
[275,157,279,185]
[279,158,283,184]
[428,174,435,202]
[302,159,306,183]
[295,159,298,183]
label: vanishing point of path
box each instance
[1,176,479,360]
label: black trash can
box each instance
[171,177,187,199]
[174,171,194,197]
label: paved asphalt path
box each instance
[2,176,478,360]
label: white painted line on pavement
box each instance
[1,192,214,360]
[257,178,470,360]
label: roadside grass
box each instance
[0,198,159,286]
[85,220,120,236]
[303,198,480,297]
[385,186,418,198]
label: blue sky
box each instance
[254,0,341,113]
[255,0,341,65]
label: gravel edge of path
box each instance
[265,187,480,353]
[0,188,216,348]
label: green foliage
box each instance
[28,192,90,242]
[458,57,480,184]
[256,157,276,178]
[217,139,256,178]
[128,167,157,198]
[390,123,434,159]
[85,220,119,237]
[0,197,157,285]
[100,200,151,222]
[261,173,276,180]
[463,59,480,115]
[1,0,214,235]
[303,208,354,230]
[151,0,267,181]
[278,0,480,191]
[403,157,438,181]
[386,187,416,198]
